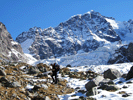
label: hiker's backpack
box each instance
[55,64,60,71]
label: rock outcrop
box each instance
[108,42,133,64]
[0,22,27,62]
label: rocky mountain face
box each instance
[126,19,133,33]
[16,11,133,60]
[108,42,133,64]
[0,22,27,62]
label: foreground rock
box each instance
[86,87,98,96]
[85,70,121,97]
[104,68,121,80]
[85,75,104,91]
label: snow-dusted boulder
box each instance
[85,75,104,91]
[104,68,122,80]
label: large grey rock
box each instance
[86,87,98,96]
[104,68,121,80]
[85,75,104,91]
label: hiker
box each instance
[51,63,60,84]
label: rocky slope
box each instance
[0,62,75,100]
[16,10,124,60]
[1,61,133,100]
[0,22,27,62]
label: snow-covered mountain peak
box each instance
[16,10,133,60]
[86,10,100,16]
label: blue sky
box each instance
[0,0,133,40]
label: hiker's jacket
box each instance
[52,64,58,73]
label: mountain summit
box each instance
[16,11,132,60]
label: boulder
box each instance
[0,69,6,76]
[85,75,104,91]
[126,66,133,80]
[104,68,121,80]
[86,87,98,96]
